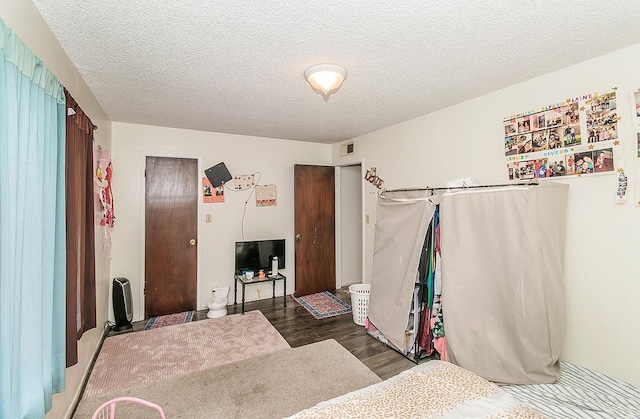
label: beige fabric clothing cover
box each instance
[368,190,436,352]
[440,182,568,384]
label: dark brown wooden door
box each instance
[145,156,198,317]
[294,164,336,296]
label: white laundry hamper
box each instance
[348,284,371,326]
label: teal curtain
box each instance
[0,19,67,418]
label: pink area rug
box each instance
[292,291,352,320]
[144,310,194,330]
[84,310,290,397]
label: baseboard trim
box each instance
[66,323,110,419]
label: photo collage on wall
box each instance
[504,89,621,181]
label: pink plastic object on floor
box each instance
[91,396,166,419]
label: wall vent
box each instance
[340,142,355,157]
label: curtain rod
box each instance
[382,181,539,194]
[67,107,98,130]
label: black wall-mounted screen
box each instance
[234,239,285,274]
[205,162,232,187]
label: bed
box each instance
[286,360,544,418]
[501,362,640,418]
[287,359,640,419]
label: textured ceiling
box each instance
[33,0,640,144]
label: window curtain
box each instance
[65,90,96,367]
[0,19,67,417]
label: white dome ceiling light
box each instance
[304,64,347,101]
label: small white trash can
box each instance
[349,284,371,326]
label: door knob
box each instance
[190,239,196,246]
[295,234,302,241]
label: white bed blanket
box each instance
[286,360,543,418]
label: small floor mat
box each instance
[292,291,352,320]
[144,310,194,330]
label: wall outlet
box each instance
[205,214,212,223]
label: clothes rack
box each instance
[366,181,568,383]
[380,180,538,195]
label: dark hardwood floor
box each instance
[107,287,417,380]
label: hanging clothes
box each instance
[430,210,447,360]
[417,222,434,356]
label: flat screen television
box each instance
[235,239,285,275]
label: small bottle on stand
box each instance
[271,256,279,278]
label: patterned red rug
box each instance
[292,291,352,320]
[144,310,194,330]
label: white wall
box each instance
[0,1,113,417]
[339,165,363,286]
[333,44,640,387]
[110,122,331,320]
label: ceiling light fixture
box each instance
[304,64,347,101]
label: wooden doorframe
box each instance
[137,153,203,321]
[334,158,365,289]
